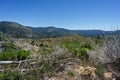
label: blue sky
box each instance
[0,0,120,30]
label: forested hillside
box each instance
[0,21,119,38]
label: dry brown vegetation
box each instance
[0,35,119,80]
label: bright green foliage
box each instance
[0,49,30,61]
[17,50,30,60]
[62,40,91,60]
[62,41,80,56]
[0,49,16,60]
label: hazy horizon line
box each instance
[0,20,119,31]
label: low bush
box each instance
[3,41,15,50]
[79,47,89,60]
[0,49,30,61]
[80,42,93,50]
[0,70,22,80]
[66,70,74,77]
[16,50,30,60]
[95,65,106,77]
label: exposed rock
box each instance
[14,39,39,52]
[49,77,63,80]
[75,65,96,78]
[104,72,112,79]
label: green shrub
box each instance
[81,42,93,50]
[76,47,89,61]
[17,50,30,60]
[95,65,106,77]
[39,42,44,46]
[39,61,52,73]
[0,70,22,80]
[0,49,30,61]
[3,42,14,50]
[24,60,56,79]
[0,49,16,60]
[66,70,74,77]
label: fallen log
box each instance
[0,60,27,64]
[0,61,19,64]
[0,59,41,64]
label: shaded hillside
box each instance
[0,21,120,38]
[0,21,73,38]
[0,31,9,41]
[71,30,104,37]
[0,21,35,38]
[29,27,72,38]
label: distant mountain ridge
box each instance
[0,21,119,38]
[0,21,34,38]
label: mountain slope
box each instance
[0,31,9,41]
[0,21,119,38]
[29,26,72,38]
[0,21,35,38]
